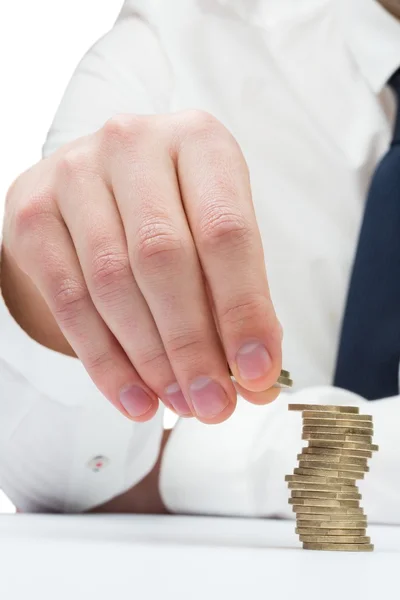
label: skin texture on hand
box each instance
[2,111,282,427]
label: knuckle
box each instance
[133,220,183,275]
[165,330,206,363]
[199,209,252,251]
[219,295,270,328]
[135,346,170,372]
[51,280,89,325]
[56,148,92,182]
[90,250,131,296]
[13,189,56,238]
[102,114,148,147]
[182,109,222,140]
[85,350,115,376]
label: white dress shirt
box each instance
[1,0,400,520]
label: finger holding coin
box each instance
[228,367,293,405]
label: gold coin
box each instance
[303,417,373,427]
[298,460,369,473]
[308,440,378,451]
[302,433,372,443]
[229,367,293,388]
[297,453,368,467]
[285,474,358,485]
[289,498,360,507]
[301,446,373,459]
[303,542,373,552]
[303,426,373,436]
[302,419,373,431]
[299,535,370,544]
[296,514,367,522]
[275,374,293,388]
[288,482,357,492]
[293,505,364,514]
[302,411,372,422]
[296,528,366,536]
[289,404,359,414]
[294,467,363,480]
[288,481,358,494]
[297,519,367,528]
[291,490,361,500]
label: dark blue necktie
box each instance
[334,69,400,400]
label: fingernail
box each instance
[189,376,229,418]
[164,382,191,416]
[119,385,153,418]
[236,341,272,381]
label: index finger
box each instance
[173,111,282,394]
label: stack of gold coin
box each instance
[285,404,378,552]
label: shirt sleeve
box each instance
[0,11,171,512]
[160,386,400,525]
[43,11,172,156]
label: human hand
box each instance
[2,111,282,423]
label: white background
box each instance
[0,0,125,513]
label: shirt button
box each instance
[87,455,110,472]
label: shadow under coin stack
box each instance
[285,404,378,552]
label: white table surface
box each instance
[0,515,398,600]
